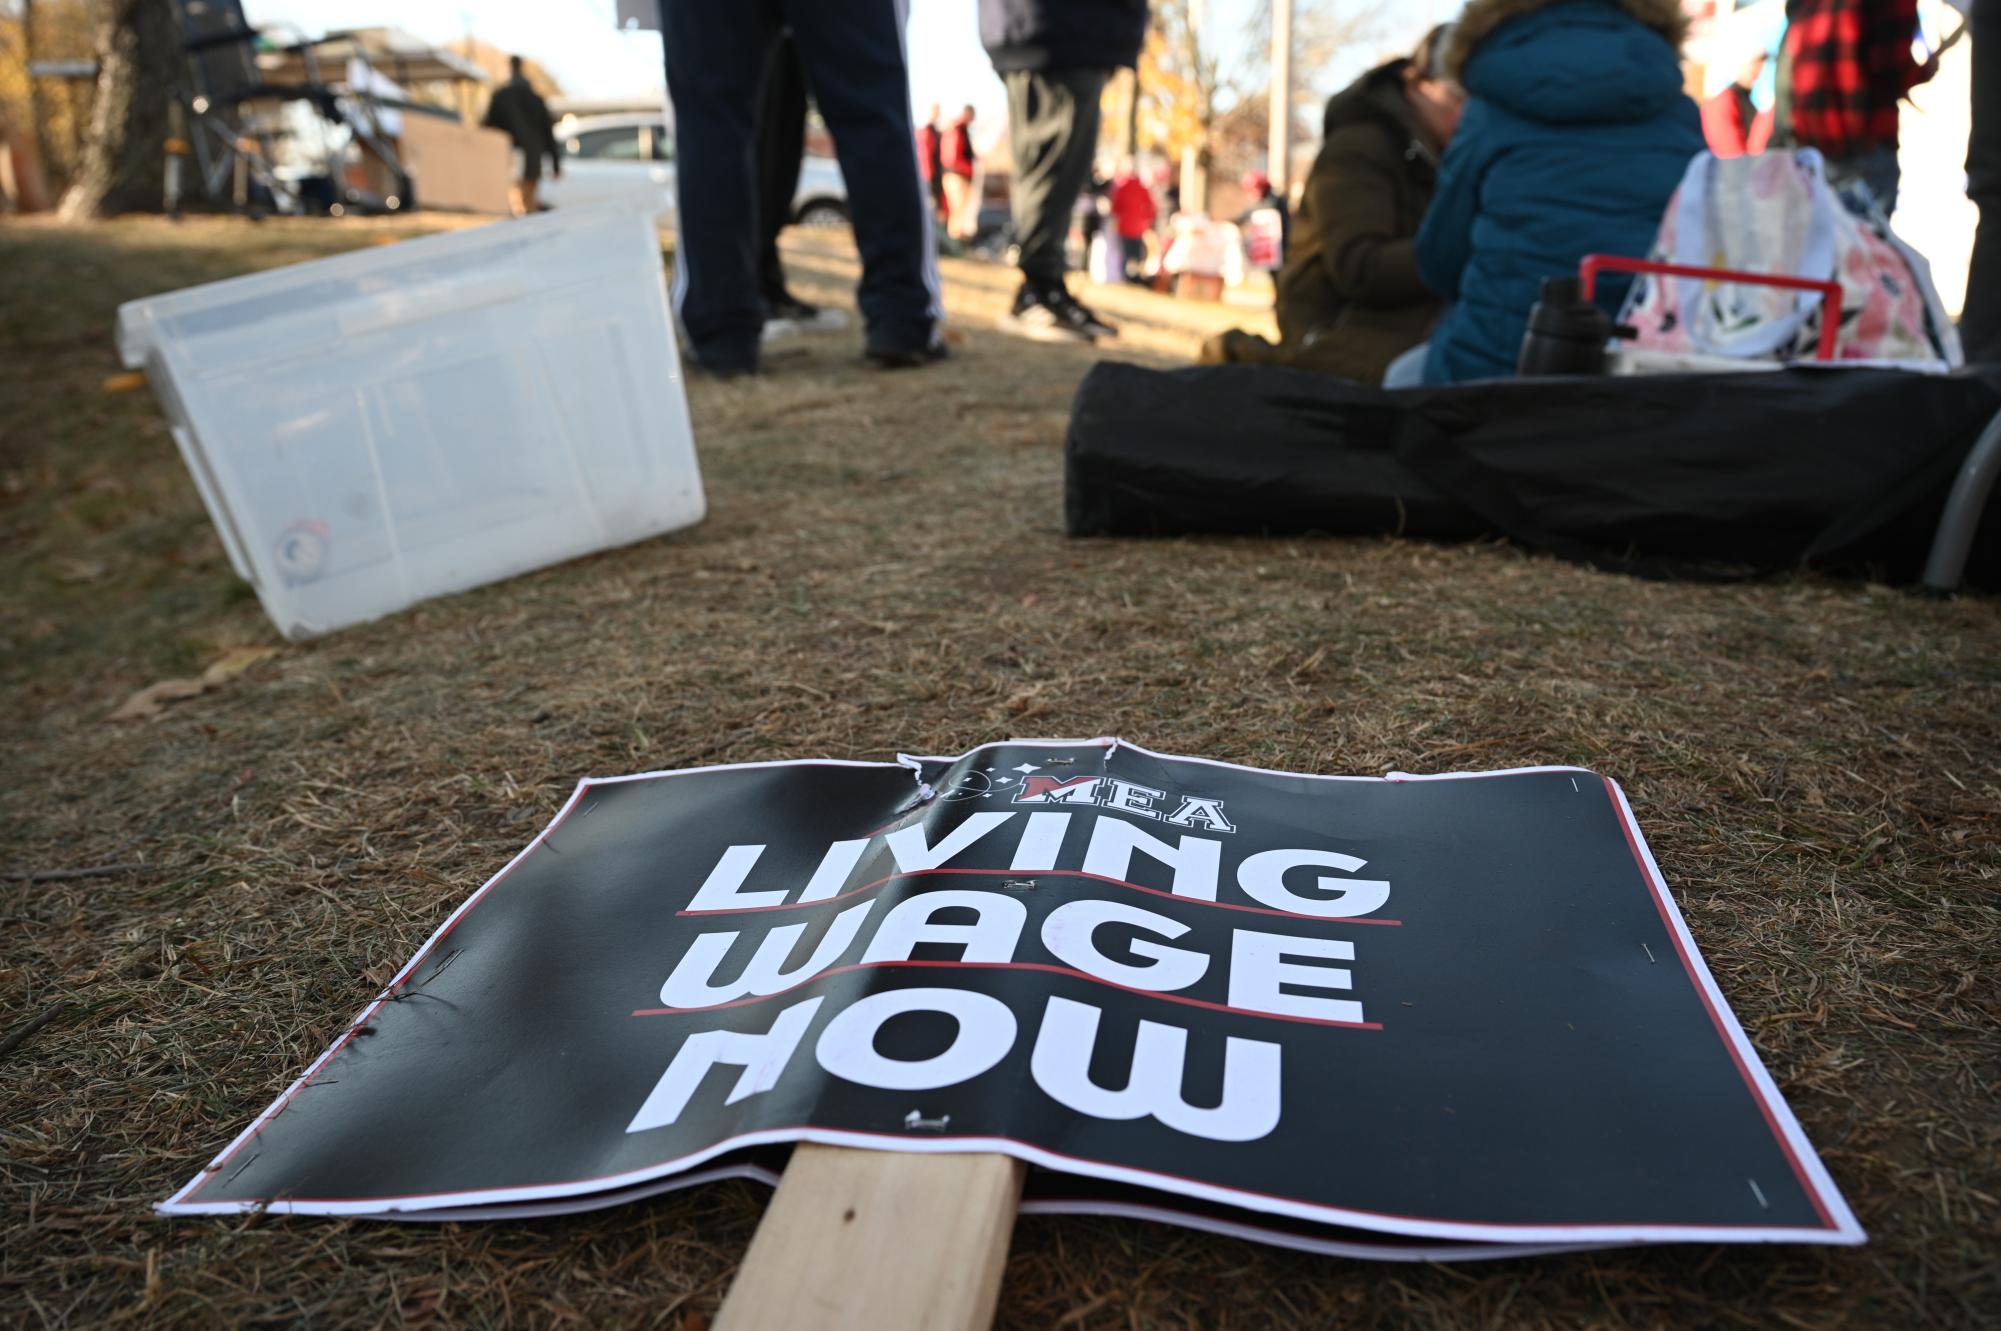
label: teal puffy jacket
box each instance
[1415,0,1705,383]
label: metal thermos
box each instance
[1516,276,1613,376]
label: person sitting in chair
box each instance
[1402,0,1704,385]
[1201,24,1461,383]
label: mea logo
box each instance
[1013,775,1235,832]
[940,762,1235,833]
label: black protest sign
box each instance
[163,740,1861,1257]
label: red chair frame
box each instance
[1578,254,1842,362]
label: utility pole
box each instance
[1178,0,1206,215]
[22,0,58,180]
[1268,0,1292,199]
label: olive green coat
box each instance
[1227,61,1444,383]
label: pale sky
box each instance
[243,0,1971,301]
[246,0,1453,125]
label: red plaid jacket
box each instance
[1784,0,1935,159]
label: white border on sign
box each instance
[159,739,1864,1251]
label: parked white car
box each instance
[541,113,849,227]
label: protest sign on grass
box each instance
[163,738,1859,1264]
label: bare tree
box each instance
[59,0,176,218]
[1240,0,1394,115]
[21,0,58,174]
[1141,0,1230,211]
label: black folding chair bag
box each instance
[1064,361,2001,588]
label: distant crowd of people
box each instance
[478,0,1991,379]
[1202,0,1994,381]
[588,0,1145,377]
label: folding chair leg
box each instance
[1921,407,2001,593]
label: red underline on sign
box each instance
[677,867,1403,926]
[1602,774,1839,1233]
[630,959,1385,1031]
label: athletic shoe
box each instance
[997,283,1095,344]
[1053,288,1119,339]
[684,343,760,379]
[864,334,950,369]
[765,292,851,333]
[767,292,816,322]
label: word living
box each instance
[1012,775,1236,833]
[626,810,1394,1146]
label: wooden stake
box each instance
[714,1145,1026,1331]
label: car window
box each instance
[648,123,674,163]
[567,127,645,161]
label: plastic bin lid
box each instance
[116,194,667,369]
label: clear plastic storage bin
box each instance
[118,197,704,639]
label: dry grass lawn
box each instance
[1,214,1997,1329]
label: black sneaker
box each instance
[1051,288,1118,339]
[684,343,760,379]
[997,283,1095,343]
[864,334,950,369]
[763,290,851,338]
[766,291,820,323]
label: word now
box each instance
[629,989,1285,1144]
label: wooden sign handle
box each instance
[714,1145,1026,1331]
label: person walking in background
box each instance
[1702,46,1774,158]
[1110,162,1156,285]
[661,1,944,377]
[1202,24,1459,383]
[1409,0,1704,385]
[1237,170,1290,254]
[915,103,947,233]
[941,105,980,241]
[482,56,562,217]
[1777,0,1936,213]
[1962,0,1997,361]
[982,0,1147,343]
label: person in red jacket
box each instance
[1777,0,1937,212]
[915,104,946,231]
[1109,165,1156,283]
[940,105,978,240]
[1701,49,1775,158]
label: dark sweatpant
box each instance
[755,34,809,308]
[1004,67,1108,289]
[662,0,939,363]
[1963,0,1999,362]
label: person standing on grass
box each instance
[1237,170,1290,255]
[941,105,980,240]
[981,0,1147,343]
[661,0,945,377]
[916,103,947,232]
[1775,0,1937,214]
[754,33,844,338]
[1961,0,1997,362]
[482,57,562,217]
[1110,162,1156,285]
[1702,47,1775,158]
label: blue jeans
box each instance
[1822,143,1902,217]
[1382,341,1431,389]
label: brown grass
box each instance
[1,213,1997,1330]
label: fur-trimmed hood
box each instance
[1443,0,1691,127]
[1445,0,1689,81]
